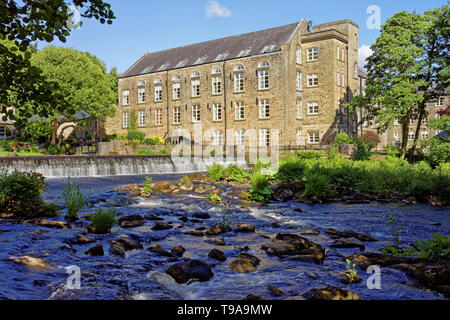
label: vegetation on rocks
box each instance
[62,178,86,221]
[87,208,117,234]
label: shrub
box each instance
[46,144,65,155]
[219,207,234,232]
[207,163,224,182]
[135,149,170,156]
[297,151,321,160]
[334,133,352,145]
[222,165,249,182]
[143,176,153,195]
[24,120,52,144]
[0,171,50,218]
[126,129,146,142]
[249,172,271,202]
[302,172,333,201]
[426,138,450,167]
[353,139,371,161]
[275,157,306,182]
[88,208,117,234]
[62,178,86,221]
[360,131,381,151]
[144,136,165,145]
[180,176,190,184]
[327,147,339,159]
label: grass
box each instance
[62,178,86,221]
[88,208,117,234]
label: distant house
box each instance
[0,107,15,140]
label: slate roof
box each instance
[121,22,300,78]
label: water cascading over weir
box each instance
[0,155,247,178]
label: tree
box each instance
[30,46,117,145]
[347,5,449,159]
[0,0,115,126]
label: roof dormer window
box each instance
[214,51,229,61]
[194,55,207,65]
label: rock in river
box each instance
[85,244,104,256]
[70,234,95,245]
[208,249,227,262]
[303,286,361,300]
[230,258,257,273]
[330,237,365,251]
[166,260,214,284]
[9,256,53,271]
[205,224,224,236]
[118,215,145,228]
[171,246,186,257]
[236,223,256,233]
[325,228,377,242]
[25,219,71,229]
[110,235,143,257]
[152,222,173,230]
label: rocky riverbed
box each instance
[0,173,448,300]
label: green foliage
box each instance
[327,147,339,159]
[334,133,353,145]
[0,171,50,218]
[425,137,450,167]
[360,131,381,151]
[427,115,450,132]
[296,151,321,160]
[209,193,222,204]
[275,156,306,182]
[207,163,224,182]
[23,120,52,144]
[388,215,403,249]
[302,172,333,201]
[88,208,117,234]
[144,137,165,145]
[210,149,216,157]
[46,144,66,155]
[180,176,190,185]
[380,246,418,257]
[414,234,450,260]
[222,165,249,182]
[62,178,86,221]
[353,139,371,161]
[219,207,234,232]
[143,176,153,195]
[135,149,170,156]
[249,172,271,202]
[344,259,358,282]
[126,129,146,142]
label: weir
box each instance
[0,155,247,178]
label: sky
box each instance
[38,0,447,74]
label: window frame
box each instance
[173,107,181,124]
[306,47,319,61]
[259,99,270,119]
[154,85,163,102]
[122,90,130,106]
[122,111,130,128]
[212,75,222,95]
[234,73,245,93]
[307,102,319,115]
[192,105,201,123]
[173,82,181,100]
[308,132,320,144]
[154,109,163,125]
[235,101,245,120]
[307,74,319,87]
[191,79,201,97]
[258,69,270,90]
[212,103,223,121]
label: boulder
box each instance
[194,185,217,194]
[187,173,208,182]
[166,260,214,284]
[179,182,195,192]
[149,248,173,257]
[208,249,227,262]
[346,253,421,268]
[339,272,363,285]
[183,230,204,237]
[70,234,95,245]
[301,230,320,236]
[268,286,286,297]
[110,236,143,257]
[286,248,326,265]
[244,294,266,300]
[9,256,53,271]
[331,237,365,251]
[325,228,377,242]
[171,246,186,257]
[271,182,305,202]
[115,184,142,194]
[205,224,224,236]
[193,212,211,220]
[118,215,145,228]
[85,244,104,256]
[236,223,256,233]
[230,258,257,273]
[152,222,173,230]
[152,181,176,193]
[26,219,71,229]
[303,286,361,300]
[238,253,260,266]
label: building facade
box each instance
[0,107,15,140]
[104,19,361,148]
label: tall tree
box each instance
[30,46,117,145]
[0,0,115,125]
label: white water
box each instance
[0,155,248,178]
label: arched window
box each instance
[191,71,200,78]
[154,77,162,84]
[137,80,146,86]
[212,67,222,75]
[172,74,181,81]
[234,64,245,72]
[258,60,270,68]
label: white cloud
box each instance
[205,0,232,19]
[358,45,373,69]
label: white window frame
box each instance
[421,131,429,140]
[307,47,319,61]
[122,90,130,106]
[123,112,130,128]
[337,47,340,60]
[408,132,415,140]
[191,79,200,97]
[173,107,181,124]
[235,102,245,120]
[155,109,163,125]
[307,74,318,87]
[138,110,146,127]
[212,130,223,146]
[393,132,399,141]
[234,73,244,93]
[154,86,163,102]
[138,88,146,104]
[308,132,320,144]
[297,101,303,119]
[337,72,340,87]
[212,76,222,95]
[192,105,201,123]
[307,102,319,115]
[235,129,245,146]
[259,99,270,119]
[258,69,270,90]
[296,72,302,91]
[296,49,302,64]
[296,130,302,146]
[173,82,181,100]
[436,98,444,106]
[213,104,222,121]
[259,129,270,147]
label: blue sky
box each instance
[38,0,447,74]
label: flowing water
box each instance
[0,174,449,300]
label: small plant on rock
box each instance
[62,178,86,221]
[207,163,224,182]
[180,175,190,185]
[88,208,117,234]
[143,176,153,196]
[415,234,450,260]
[388,215,402,249]
[222,165,249,182]
[209,193,222,204]
[249,171,271,202]
[344,259,359,283]
[219,206,234,232]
